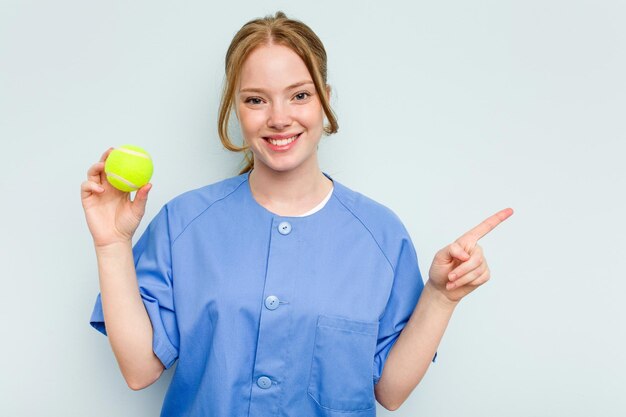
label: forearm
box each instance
[96,241,164,389]
[374,281,457,410]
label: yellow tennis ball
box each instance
[104,145,154,192]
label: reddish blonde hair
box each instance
[218,11,339,174]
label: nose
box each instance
[267,102,292,130]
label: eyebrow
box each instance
[239,80,314,94]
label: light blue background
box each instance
[1,0,624,415]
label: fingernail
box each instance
[449,273,457,281]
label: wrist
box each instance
[94,239,133,256]
[424,280,459,311]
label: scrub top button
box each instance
[257,376,272,389]
[265,295,280,310]
[278,221,292,235]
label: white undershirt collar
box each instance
[294,186,334,217]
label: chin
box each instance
[256,158,311,174]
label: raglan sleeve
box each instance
[89,205,180,369]
[373,231,436,386]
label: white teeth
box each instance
[267,134,299,146]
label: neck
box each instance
[248,159,333,216]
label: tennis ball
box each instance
[104,145,154,192]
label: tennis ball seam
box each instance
[106,171,140,190]
[117,147,151,160]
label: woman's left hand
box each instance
[428,208,514,303]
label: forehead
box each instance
[239,44,312,90]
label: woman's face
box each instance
[236,43,326,176]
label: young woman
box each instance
[81,11,512,416]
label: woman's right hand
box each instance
[80,148,152,248]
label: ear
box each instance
[325,85,331,101]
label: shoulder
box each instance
[159,173,249,239]
[167,173,247,211]
[331,177,417,271]
[331,177,411,243]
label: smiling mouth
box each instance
[264,133,301,146]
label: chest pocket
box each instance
[307,315,379,414]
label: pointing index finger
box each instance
[458,207,514,244]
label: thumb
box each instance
[435,241,470,264]
[131,183,152,215]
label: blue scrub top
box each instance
[90,172,426,416]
